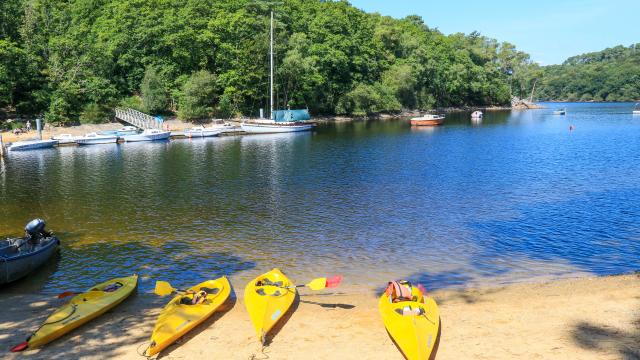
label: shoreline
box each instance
[1,273,637,359]
[0,105,517,143]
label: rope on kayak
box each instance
[136,341,152,358]
[249,347,270,360]
[32,303,78,334]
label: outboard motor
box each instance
[25,219,48,240]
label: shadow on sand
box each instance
[571,274,640,360]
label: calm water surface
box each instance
[1,102,639,294]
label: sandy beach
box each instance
[0,274,637,359]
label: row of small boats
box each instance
[7,123,239,151]
[10,270,439,360]
[3,220,440,359]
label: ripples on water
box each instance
[1,102,639,293]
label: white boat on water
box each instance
[409,114,445,126]
[471,111,483,119]
[206,121,239,133]
[633,103,640,115]
[51,134,79,145]
[183,126,224,138]
[241,12,315,135]
[553,108,567,115]
[8,139,58,151]
[100,126,139,136]
[122,128,171,142]
[76,132,119,145]
[241,120,315,134]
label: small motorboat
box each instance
[100,126,139,136]
[208,121,239,133]
[183,126,224,138]
[8,139,58,151]
[553,108,567,115]
[633,103,640,115]
[123,128,171,142]
[76,132,119,145]
[0,219,60,285]
[409,114,445,126]
[51,134,79,145]
[471,111,483,119]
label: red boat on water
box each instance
[410,114,445,126]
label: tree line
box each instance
[533,44,640,102]
[0,0,563,125]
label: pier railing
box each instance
[114,108,161,130]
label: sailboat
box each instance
[241,12,316,134]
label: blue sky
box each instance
[349,0,640,65]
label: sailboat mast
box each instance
[270,10,274,120]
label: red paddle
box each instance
[57,291,77,299]
[10,341,28,352]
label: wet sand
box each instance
[1,274,638,359]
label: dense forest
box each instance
[534,44,640,102]
[0,0,537,125]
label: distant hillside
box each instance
[536,44,640,102]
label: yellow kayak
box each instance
[378,281,440,360]
[13,274,138,351]
[244,268,296,343]
[145,277,231,356]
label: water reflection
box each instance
[1,103,639,292]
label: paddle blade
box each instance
[10,341,28,352]
[306,277,327,290]
[306,275,343,290]
[325,275,343,289]
[154,281,175,296]
[57,291,76,299]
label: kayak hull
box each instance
[244,268,296,343]
[146,277,231,356]
[26,275,138,349]
[379,284,440,360]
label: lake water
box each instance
[1,102,639,294]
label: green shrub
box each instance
[177,70,217,121]
[141,67,167,114]
[79,103,112,124]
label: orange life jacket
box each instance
[385,281,413,302]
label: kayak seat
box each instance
[394,306,425,316]
[199,287,219,294]
[179,290,209,305]
[255,288,283,297]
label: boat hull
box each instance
[0,237,59,285]
[379,284,440,360]
[123,131,171,142]
[25,275,138,349]
[8,139,58,151]
[76,137,118,145]
[244,268,296,343]
[184,129,223,138]
[241,123,314,134]
[145,277,231,356]
[410,119,443,126]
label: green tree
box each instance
[177,70,217,120]
[141,66,167,114]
